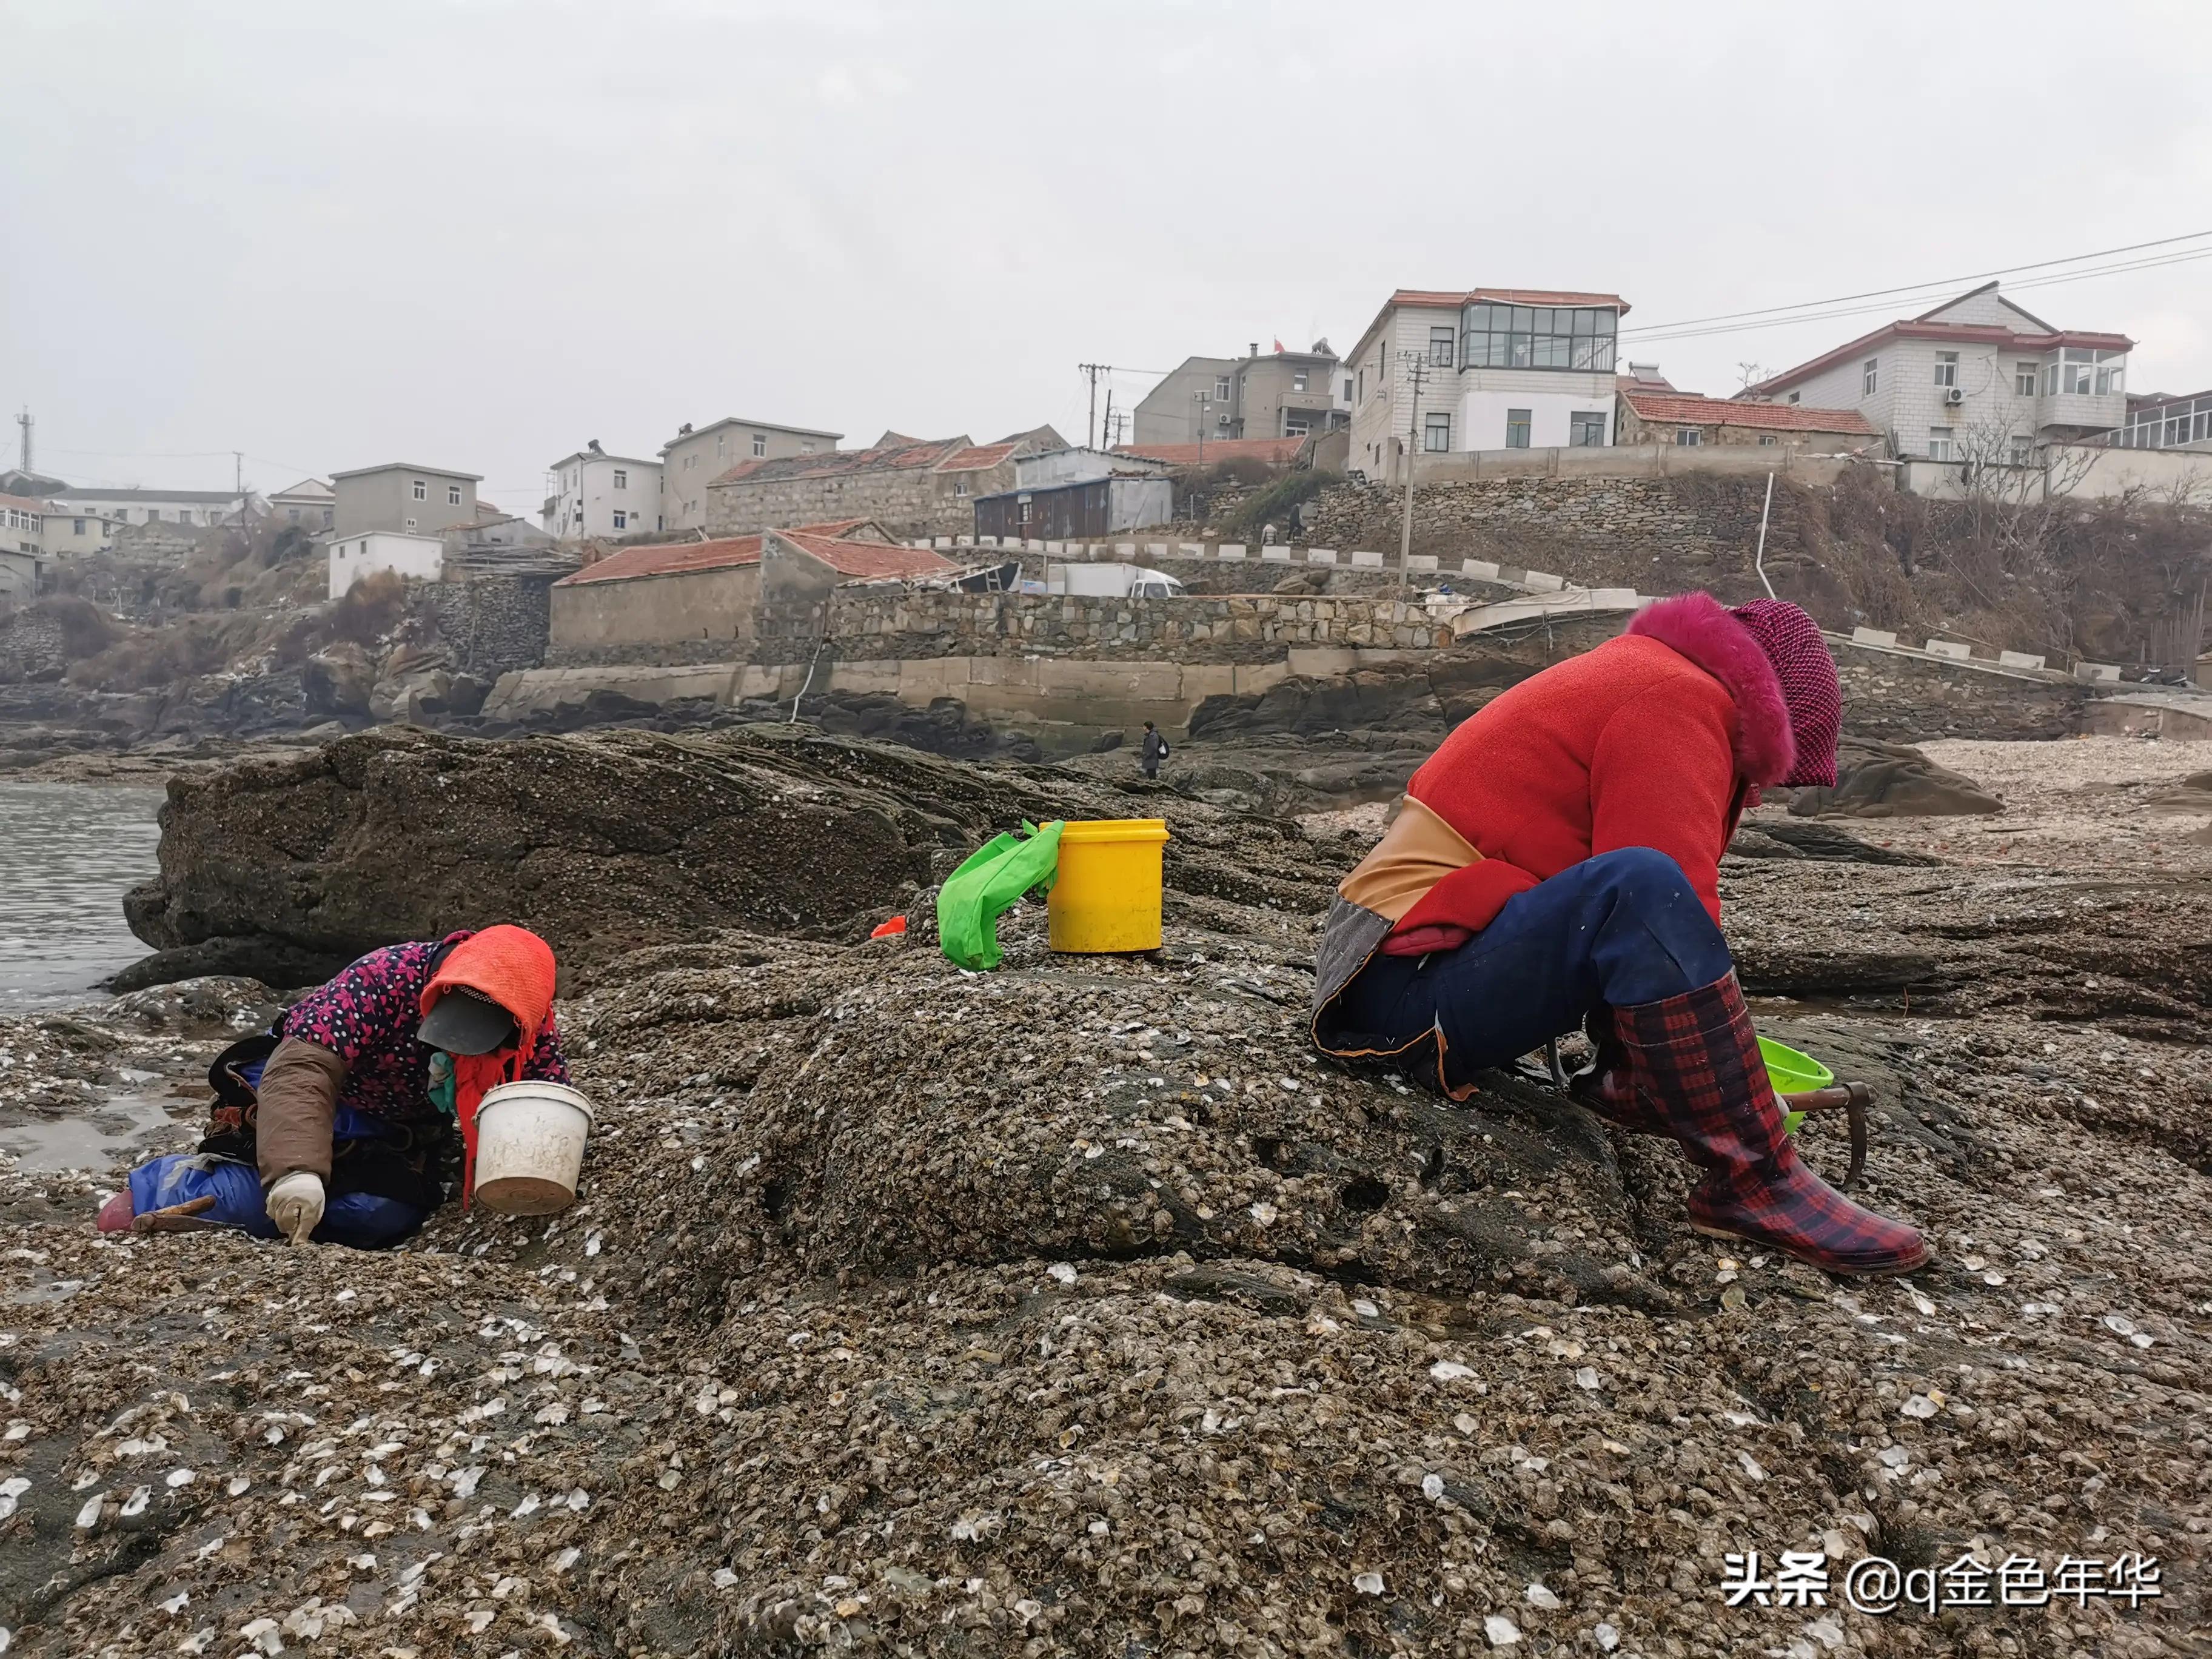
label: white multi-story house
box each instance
[659,416,842,531]
[0,494,50,609]
[1,493,48,557]
[543,443,662,540]
[1346,286,1628,478]
[45,486,258,527]
[1748,282,2131,464]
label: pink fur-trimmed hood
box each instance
[1625,592,1795,785]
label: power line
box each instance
[1621,228,2212,337]
[41,445,242,459]
[1630,246,2212,348]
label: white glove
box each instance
[267,1171,326,1245]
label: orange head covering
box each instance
[420,925,558,1205]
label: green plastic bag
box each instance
[937,820,1064,971]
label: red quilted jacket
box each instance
[1393,591,1797,940]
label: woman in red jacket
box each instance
[1311,592,1926,1276]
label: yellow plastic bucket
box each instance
[1048,818,1170,953]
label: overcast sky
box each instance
[5,0,2210,508]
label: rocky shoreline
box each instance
[0,733,2206,1655]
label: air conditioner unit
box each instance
[1943,387,1965,406]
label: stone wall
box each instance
[427,575,555,677]
[0,604,70,683]
[705,458,1019,540]
[548,565,760,666]
[757,591,1456,666]
[1832,642,2085,741]
[1299,473,1818,602]
[546,637,750,669]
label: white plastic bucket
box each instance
[471,1081,595,1215]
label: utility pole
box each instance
[1397,352,1429,573]
[1102,387,1114,452]
[1194,391,1210,463]
[1078,363,1112,450]
[234,451,244,529]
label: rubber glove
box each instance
[267,1171,326,1244]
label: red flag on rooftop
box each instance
[1272,338,1285,352]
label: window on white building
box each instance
[412,479,427,501]
[1429,326,1455,367]
[2017,361,2040,397]
[1423,412,1452,451]
[1292,370,1309,392]
[447,484,462,506]
[1934,352,1959,389]
[800,441,817,453]
[717,434,727,455]
[1569,411,1607,447]
[1504,409,1531,449]
[613,510,628,530]
[1342,377,1353,401]
[1675,427,1703,446]
[1786,392,1800,404]
[612,469,627,489]
[1215,377,1232,402]
[752,433,766,457]
[73,518,85,535]
[2046,347,2126,397]
[2009,434,2037,466]
[1356,369,1365,403]
[1927,426,1955,461]
[1863,358,1879,395]
[1460,304,1618,370]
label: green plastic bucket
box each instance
[1758,1036,1832,1136]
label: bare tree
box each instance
[1734,361,1769,395]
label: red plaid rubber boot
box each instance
[1570,1028,1669,1134]
[1615,974,1929,1276]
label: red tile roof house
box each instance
[1615,391,1880,452]
[1744,281,2133,461]
[545,518,953,666]
[702,428,1065,540]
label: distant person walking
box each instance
[1287,501,1305,542]
[1140,720,1169,780]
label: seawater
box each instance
[0,782,163,1009]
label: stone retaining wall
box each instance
[546,638,749,669]
[1832,640,2084,741]
[427,575,556,677]
[756,591,1457,666]
[1296,473,1818,597]
[0,605,70,683]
